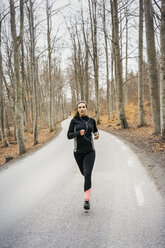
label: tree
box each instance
[138,0,145,127]
[81,12,90,104]
[66,21,80,103]
[46,0,54,132]
[110,0,116,120]
[0,14,9,147]
[75,24,85,101]
[111,0,128,128]
[144,0,160,134]
[88,0,100,124]
[124,1,129,106]
[27,0,39,144]
[102,0,110,120]
[160,0,165,138]
[10,0,26,154]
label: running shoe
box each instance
[84,201,90,210]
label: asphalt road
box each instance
[0,119,165,248]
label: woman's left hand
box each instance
[94,133,99,140]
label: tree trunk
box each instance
[28,0,38,144]
[88,0,100,124]
[84,44,89,104]
[70,83,77,109]
[110,0,116,120]
[25,52,33,127]
[5,105,11,136]
[112,0,128,128]
[103,0,110,120]
[138,0,145,127]
[73,39,80,102]
[0,18,9,147]
[125,3,129,106]
[144,0,160,134]
[81,9,89,104]
[10,0,26,154]
[160,0,165,138]
[46,0,54,132]
[75,26,84,101]
[111,44,115,120]
[3,72,16,137]
[20,4,28,132]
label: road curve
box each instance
[0,119,165,248]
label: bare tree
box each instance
[81,12,90,104]
[160,0,165,138]
[27,0,39,144]
[75,24,85,101]
[124,1,129,106]
[88,0,100,124]
[46,0,54,132]
[102,0,110,120]
[0,14,9,147]
[110,0,116,120]
[66,22,80,103]
[20,1,28,133]
[10,0,26,154]
[144,0,160,134]
[111,0,128,128]
[138,0,145,127]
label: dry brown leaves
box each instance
[99,102,165,154]
[0,124,61,166]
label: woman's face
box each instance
[78,103,87,117]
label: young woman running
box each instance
[67,101,99,210]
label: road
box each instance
[0,119,165,248]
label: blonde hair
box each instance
[72,101,87,118]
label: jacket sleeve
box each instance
[67,119,80,139]
[93,119,99,134]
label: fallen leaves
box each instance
[98,102,165,155]
[0,124,61,166]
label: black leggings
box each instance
[74,151,95,191]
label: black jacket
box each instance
[67,115,98,153]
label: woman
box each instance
[67,101,99,210]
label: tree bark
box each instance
[81,11,90,104]
[46,0,54,132]
[75,25,84,101]
[110,0,116,120]
[73,40,80,102]
[138,0,145,127]
[144,0,160,134]
[20,2,28,132]
[0,18,9,147]
[125,3,128,106]
[112,0,128,128]
[160,0,165,138]
[28,0,39,143]
[10,0,26,154]
[103,0,110,120]
[88,0,100,124]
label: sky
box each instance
[44,0,140,76]
[1,0,157,84]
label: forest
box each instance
[0,0,165,164]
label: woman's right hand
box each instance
[80,129,85,136]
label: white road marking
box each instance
[134,185,145,206]
[121,146,127,151]
[128,157,134,167]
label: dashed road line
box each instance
[134,185,145,206]
[128,157,134,167]
[121,146,127,151]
